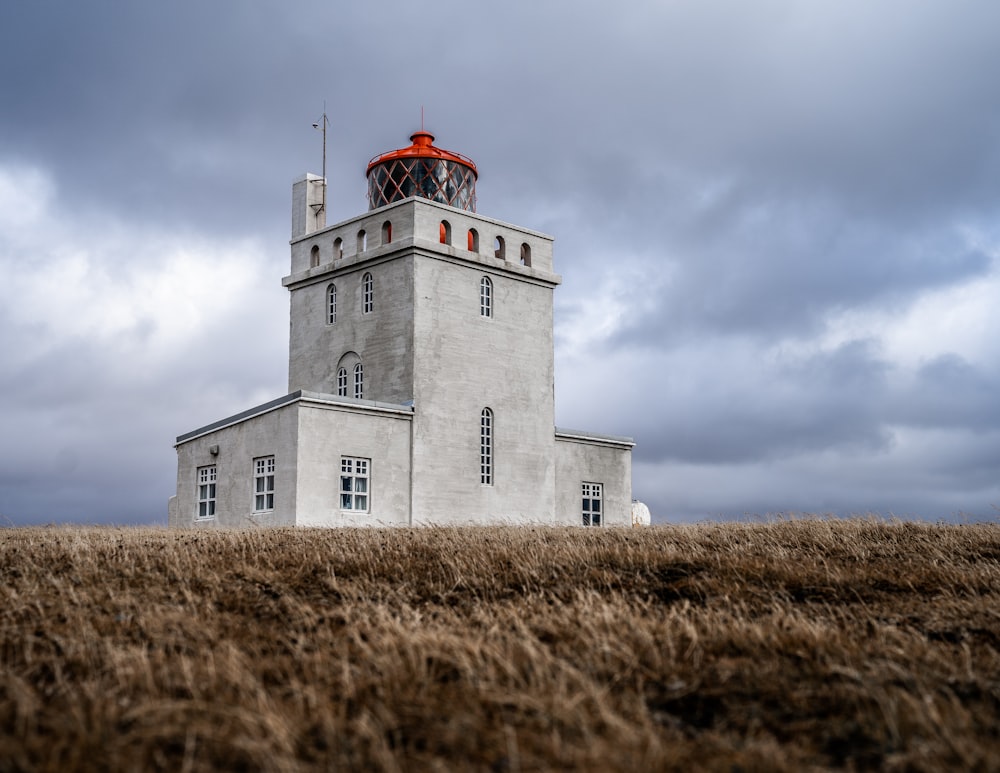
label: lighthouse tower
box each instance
[168,131,634,527]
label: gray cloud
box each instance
[2,1,999,524]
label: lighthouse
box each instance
[168,130,634,527]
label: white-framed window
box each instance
[362,272,374,314]
[253,456,275,512]
[337,367,348,396]
[582,482,603,526]
[196,465,217,519]
[480,408,493,485]
[480,276,493,318]
[340,457,370,511]
[353,363,364,399]
[327,283,337,325]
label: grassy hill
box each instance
[1,520,998,770]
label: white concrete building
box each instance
[167,132,634,528]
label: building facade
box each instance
[167,132,634,527]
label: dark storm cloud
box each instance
[1,1,999,524]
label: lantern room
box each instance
[366,131,478,212]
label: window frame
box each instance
[353,362,364,399]
[327,283,337,325]
[582,482,603,526]
[336,367,348,396]
[480,276,493,318]
[362,272,374,314]
[340,456,370,512]
[196,465,217,520]
[253,456,276,513]
[480,408,493,486]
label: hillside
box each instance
[1,520,998,771]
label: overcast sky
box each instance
[2,1,999,525]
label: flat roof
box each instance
[175,390,413,445]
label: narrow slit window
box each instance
[333,237,343,260]
[480,408,493,485]
[310,244,320,268]
[382,220,392,245]
[362,272,374,314]
[520,242,531,267]
[468,228,479,252]
[480,276,493,318]
[440,220,451,245]
[357,229,367,253]
[327,283,337,325]
[494,235,505,260]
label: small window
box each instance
[253,456,276,513]
[327,283,337,325]
[310,244,320,268]
[357,229,367,253]
[333,237,343,261]
[382,220,392,245]
[582,482,603,526]
[480,276,493,318]
[336,367,348,396]
[196,465,217,519]
[520,242,531,267]
[494,235,505,260]
[340,457,370,511]
[480,408,493,485]
[439,220,452,245]
[362,272,373,314]
[354,362,364,399]
[467,228,479,253]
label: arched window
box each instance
[336,367,348,396]
[310,244,320,268]
[480,276,492,318]
[493,235,505,260]
[357,229,367,253]
[439,220,451,245]
[382,220,392,245]
[362,272,373,314]
[333,237,343,261]
[480,408,493,485]
[336,351,360,396]
[467,228,479,253]
[354,363,364,399]
[327,283,337,325]
[520,242,531,267]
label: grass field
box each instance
[1,520,998,771]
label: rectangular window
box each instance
[480,408,493,485]
[582,482,603,526]
[196,465,217,519]
[340,457,370,511]
[253,456,275,512]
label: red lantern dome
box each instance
[366,131,478,212]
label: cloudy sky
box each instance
[2,1,999,525]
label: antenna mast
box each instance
[312,103,329,218]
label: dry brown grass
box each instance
[1,520,999,771]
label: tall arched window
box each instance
[357,229,367,253]
[467,228,479,252]
[310,244,320,268]
[353,363,364,399]
[382,220,392,245]
[494,235,505,260]
[362,272,374,314]
[336,367,348,396]
[480,276,493,318]
[480,408,493,485]
[333,237,343,261]
[327,283,337,325]
[439,220,451,245]
[520,242,531,267]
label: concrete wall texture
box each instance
[169,184,634,528]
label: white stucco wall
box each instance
[554,432,634,526]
